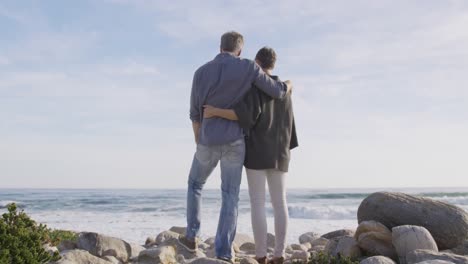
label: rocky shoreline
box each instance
[47,192,468,264]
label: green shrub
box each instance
[293,251,360,264]
[0,203,61,264]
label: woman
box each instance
[203,47,298,264]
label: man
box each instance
[179,31,292,263]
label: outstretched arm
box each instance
[203,105,238,120]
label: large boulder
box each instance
[406,249,468,264]
[76,232,144,262]
[450,240,468,256]
[392,226,438,264]
[355,220,397,259]
[53,249,113,264]
[358,192,468,250]
[360,256,397,264]
[169,226,186,235]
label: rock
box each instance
[392,226,438,264]
[239,242,256,252]
[76,232,144,262]
[325,236,361,258]
[199,242,211,251]
[53,249,112,264]
[177,254,187,264]
[310,237,329,248]
[156,230,180,245]
[322,229,355,239]
[102,255,122,264]
[335,236,362,259]
[299,232,320,244]
[360,256,397,264]
[169,226,186,235]
[450,240,468,256]
[357,192,468,250]
[145,236,156,247]
[290,243,308,251]
[235,233,255,248]
[406,249,468,264]
[138,246,176,264]
[267,233,275,248]
[413,261,456,264]
[190,257,232,264]
[159,237,206,259]
[290,250,310,261]
[57,240,77,252]
[301,242,312,249]
[355,221,397,259]
[204,237,215,248]
[239,257,259,264]
[310,245,326,252]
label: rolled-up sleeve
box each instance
[189,71,200,122]
[252,63,286,99]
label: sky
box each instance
[1,0,468,189]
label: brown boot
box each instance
[255,256,267,264]
[267,257,284,264]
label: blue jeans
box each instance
[186,138,245,259]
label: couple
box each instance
[178,31,298,264]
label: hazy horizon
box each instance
[1,1,468,189]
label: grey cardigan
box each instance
[233,76,298,172]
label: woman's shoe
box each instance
[267,256,284,264]
[255,256,267,264]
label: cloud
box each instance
[100,62,160,76]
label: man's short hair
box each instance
[255,47,276,70]
[220,31,244,53]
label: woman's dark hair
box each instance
[255,47,276,70]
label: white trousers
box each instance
[246,168,288,258]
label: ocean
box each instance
[1,188,468,244]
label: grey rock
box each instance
[159,237,206,260]
[360,256,397,264]
[451,240,468,256]
[310,237,329,247]
[322,229,355,239]
[53,249,112,264]
[335,236,362,259]
[204,237,215,248]
[392,226,438,264]
[102,255,122,264]
[414,260,456,264]
[190,257,232,264]
[169,226,186,235]
[145,236,156,247]
[239,242,256,252]
[299,232,320,244]
[239,257,259,264]
[290,250,310,261]
[76,232,144,262]
[407,249,468,264]
[234,233,255,248]
[156,230,180,245]
[290,243,308,251]
[267,233,275,248]
[138,246,176,264]
[355,221,397,259]
[57,240,77,252]
[358,192,468,250]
